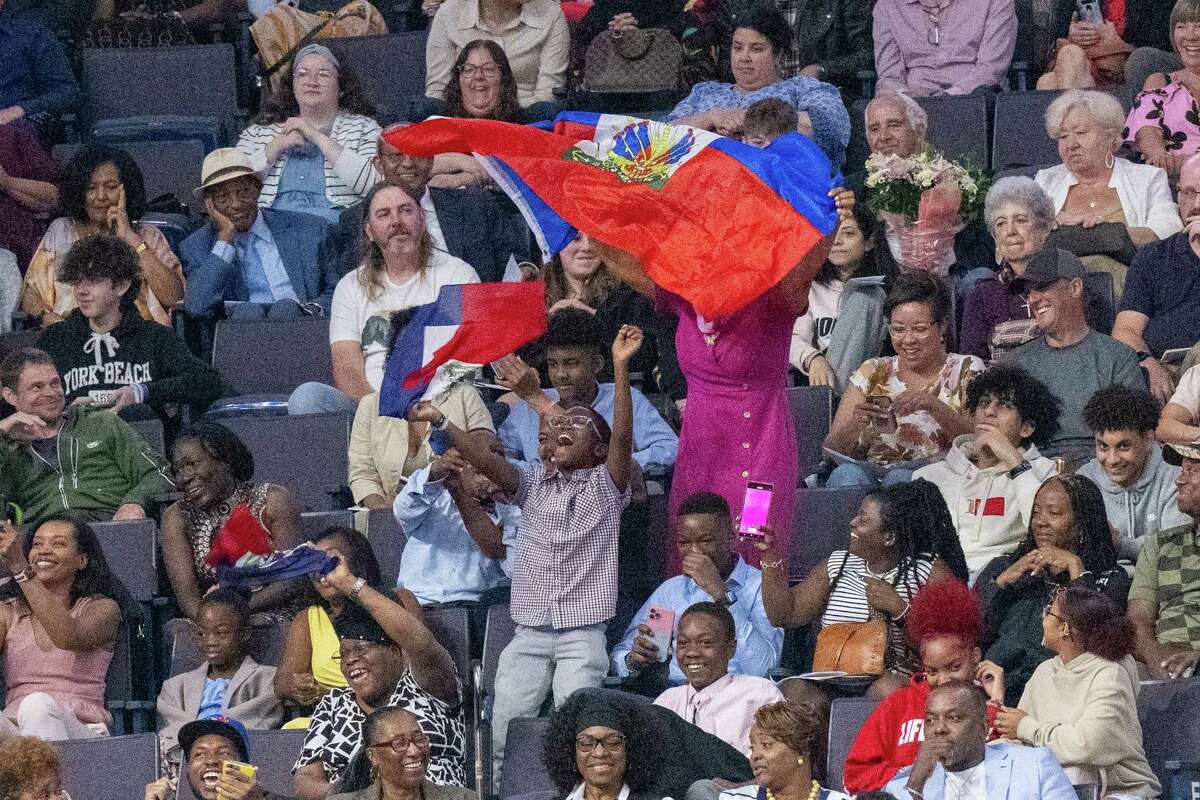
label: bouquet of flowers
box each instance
[864,150,989,276]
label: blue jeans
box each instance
[287,381,358,415]
[826,464,914,488]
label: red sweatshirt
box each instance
[841,676,1000,793]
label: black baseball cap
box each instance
[1024,248,1086,289]
[179,716,251,761]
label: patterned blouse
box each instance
[179,481,273,590]
[1125,77,1200,159]
[293,669,467,787]
[849,353,984,465]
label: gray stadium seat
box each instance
[786,385,832,482]
[499,717,554,799]
[826,696,880,791]
[59,734,159,800]
[90,518,158,603]
[301,510,355,539]
[421,603,477,787]
[992,90,1063,172]
[367,507,407,587]
[211,317,334,396]
[0,329,39,361]
[789,487,864,580]
[477,602,519,795]
[126,416,166,460]
[914,93,992,171]
[217,413,352,511]
[327,32,429,123]
[1138,677,1200,785]
[118,139,206,207]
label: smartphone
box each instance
[738,481,774,538]
[429,429,451,455]
[867,395,897,433]
[223,761,257,780]
[1075,0,1103,23]
[646,606,675,662]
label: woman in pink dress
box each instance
[1125,6,1200,179]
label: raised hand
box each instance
[407,400,444,425]
[612,324,644,366]
[492,354,542,399]
[0,521,28,575]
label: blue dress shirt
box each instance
[211,211,300,304]
[0,11,79,117]
[610,555,784,685]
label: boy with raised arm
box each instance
[408,324,642,775]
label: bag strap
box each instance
[260,10,338,79]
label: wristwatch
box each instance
[434,411,450,431]
[12,568,32,584]
[1137,350,1153,363]
[718,590,736,607]
[1008,460,1033,480]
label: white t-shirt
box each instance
[329,249,480,390]
[1169,364,1200,417]
[943,762,986,800]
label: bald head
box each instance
[1180,154,1200,219]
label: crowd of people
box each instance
[6,0,1200,796]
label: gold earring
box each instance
[797,757,805,766]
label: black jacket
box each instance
[330,187,534,282]
[37,309,228,413]
[788,0,874,88]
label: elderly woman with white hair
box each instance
[960,177,1057,360]
[1035,89,1181,296]
[237,44,382,224]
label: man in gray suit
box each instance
[885,682,1076,800]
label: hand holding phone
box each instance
[738,481,773,539]
[646,606,675,662]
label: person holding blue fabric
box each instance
[499,308,679,471]
[392,433,519,605]
[237,44,381,225]
[612,491,782,687]
[666,3,851,169]
[156,589,284,769]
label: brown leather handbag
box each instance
[812,620,889,675]
[582,28,683,94]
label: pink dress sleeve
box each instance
[1125,81,1200,155]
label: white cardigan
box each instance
[237,112,382,209]
[1035,158,1182,240]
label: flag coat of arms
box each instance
[384,113,840,319]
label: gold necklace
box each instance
[766,780,820,800]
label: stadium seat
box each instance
[422,604,473,705]
[992,90,1063,172]
[59,733,159,800]
[367,507,407,587]
[476,602,519,795]
[125,415,167,460]
[327,32,429,123]
[825,696,880,791]
[164,616,290,676]
[786,385,833,482]
[80,45,241,137]
[499,717,555,799]
[1138,676,1200,785]
[1082,270,1116,336]
[210,317,334,397]
[301,510,354,539]
[115,139,206,209]
[216,413,352,511]
[0,329,38,361]
[107,610,156,733]
[914,93,992,171]
[789,487,863,580]
[90,519,158,603]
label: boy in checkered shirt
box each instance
[409,324,642,774]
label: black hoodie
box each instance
[37,309,228,413]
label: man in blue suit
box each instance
[885,682,1076,800]
[180,148,337,319]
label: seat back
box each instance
[80,45,240,135]
[1083,270,1116,335]
[327,32,428,122]
[90,519,158,603]
[59,734,159,800]
[786,385,832,481]
[125,416,166,460]
[482,602,517,695]
[1138,676,1200,785]
[301,510,355,539]
[992,90,1062,172]
[915,93,992,170]
[117,138,207,207]
[0,329,39,361]
[212,318,333,395]
[789,487,863,580]
[825,696,880,791]
[217,413,351,511]
[366,507,407,587]
[499,718,555,799]
[422,604,473,700]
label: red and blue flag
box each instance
[384,113,840,319]
[378,280,546,419]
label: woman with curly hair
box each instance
[843,580,1005,794]
[442,40,523,123]
[755,480,970,693]
[543,693,662,800]
[995,587,1159,798]
[719,701,851,800]
[237,43,380,223]
[0,736,65,800]
[976,475,1131,706]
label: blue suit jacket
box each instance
[884,743,1077,800]
[179,208,337,318]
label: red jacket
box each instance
[842,675,1000,793]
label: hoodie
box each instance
[37,310,227,413]
[1077,443,1190,561]
[914,434,1057,580]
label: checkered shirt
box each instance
[509,461,630,629]
[1131,522,1200,648]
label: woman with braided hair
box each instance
[842,579,1005,794]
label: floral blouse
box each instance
[849,352,984,465]
[1125,77,1200,158]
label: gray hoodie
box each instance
[1077,442,1191,561]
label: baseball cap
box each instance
[1023,248,1086,289]
[179,716,251,762]
[196,148,259,196]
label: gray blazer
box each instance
[330,779,479,800]
[157,656,284,758]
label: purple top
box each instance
[960,276,1030,360]
[873,0,1017,96]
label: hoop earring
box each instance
[1105,152,1115,169]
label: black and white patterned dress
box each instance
[292,669,467,786]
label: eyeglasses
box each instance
[295,67,337,82]
[1042,603,1065,622]
[575,733,626,753]
[548,415,602,436]
[1180,188,1200,202]
[887,323,937,340]
[461,64,501,79]
[368,733,431,753]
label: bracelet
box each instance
[12,568,31,584]
[434,412,450,431]
[760,558,785,571]
[906,787,924,800]
[350,577,367,598]
[893,601,910,621]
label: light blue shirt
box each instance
[210,211,299,304]
[498,383,679,469]
[392,464,520,604]
[272,144,341,224]
[610,556,783,685]
[198,677,228,720]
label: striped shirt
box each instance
[509,461,629,629]
[821,550,934,675]
[237,113,381,210]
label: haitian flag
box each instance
[384,113,839,319]
[378,280,546,418]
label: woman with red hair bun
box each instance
[841,579,1004,794]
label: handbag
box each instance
[582,28,683,94]
[811,620,889,675]
[251,0,387,93]
[1044,222,1137,265]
